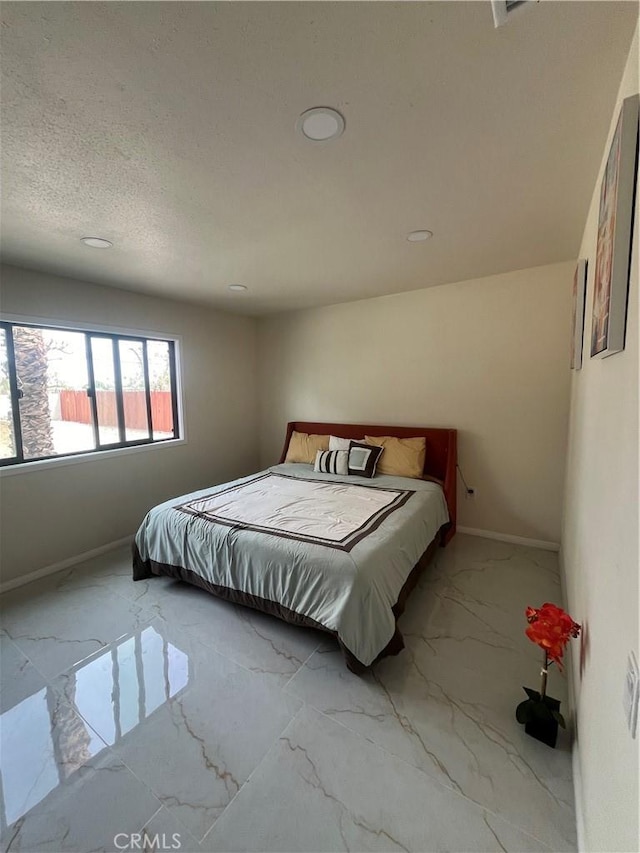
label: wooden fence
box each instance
[59,390,173,433]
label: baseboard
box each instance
[571,743,586,850]
[457,526,560,552]
[0,535,134,595]
[566,643,586,851]
[559,549,585,851]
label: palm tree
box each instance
[13,326,54,458]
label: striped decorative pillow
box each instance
[314,449,349,476]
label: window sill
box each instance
[0,438,187,477]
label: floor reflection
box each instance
[0,624,189,827]
[66,623,189,745]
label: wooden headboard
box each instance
[279,421,457,544]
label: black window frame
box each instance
[0,319,181,468]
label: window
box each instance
[0,320,180,467]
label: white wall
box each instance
[258,261,573,545]
[0,265,259,586]
[561,24,639,853]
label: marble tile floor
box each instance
[0,534,576,852]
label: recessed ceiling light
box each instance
[228,284,248,292]
[81,236,113,249]
[297,107,345,142]
[406,230,433,242]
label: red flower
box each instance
[524,603,581,670]
[525,606,537,623]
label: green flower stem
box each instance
[540,652,548,699]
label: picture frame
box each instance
[571,259,588,370]
[590,94,639,359]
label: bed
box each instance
[133,421,457,672]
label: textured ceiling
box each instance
[1,1,637,315]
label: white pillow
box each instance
[329,435,364,451]
[314,449,349,476]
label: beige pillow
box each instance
[364,435,426,479]
[284,431,330,464]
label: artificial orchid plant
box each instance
[516,602,581,733]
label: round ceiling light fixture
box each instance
[406,230,433,242]
[81,236,113,249]
[297,107,345,142]
[228,284,248,292]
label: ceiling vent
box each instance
[491,0,535,28]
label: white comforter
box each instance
[134,463,449,666]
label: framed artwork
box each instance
[571,259,588,370]
[590,94,639,359]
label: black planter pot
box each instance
[516,687,564,748]
[524,695,561,748]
